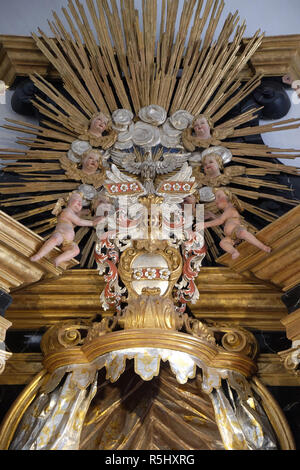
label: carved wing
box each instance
[155,152,191,174]
[110,149,142,175]
[213,126,235,140]
[60,155,106,188]
[60,155,83,182]
[165,161,194,182]
[157,162,196,205]
[224,165,246,178]
[105,163,138,183]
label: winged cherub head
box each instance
[81,149,103,175]
[89,112,110,137]
[192,114,213,140]
[201,152,223,178]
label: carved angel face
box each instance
[202,154,221,178]
[89,113,109,135]
[82,151,100,174]
[215,189,228,210]
[68,194,83,212]
[193,116,211,139]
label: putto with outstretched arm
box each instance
[30,191,103,267]
[203,188,271,259]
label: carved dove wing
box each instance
[157,162,196,206]
[154,152,191,175]
[105,163,137,183]
[110,150,142,175]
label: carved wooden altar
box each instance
[0,0,299,451]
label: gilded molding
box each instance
[1,352,300,387]
[40,319,257,379]
[0,350,12,375]
[281,308,300,341]
[1,34,300,86]
[0,370,48,450]
[5,267,287,330]
[0,35,58,86]
[243,34,300,79]
[257,353,300,386]
[0,316,12,375]
[251,377,296,450]
[278,340,300,377]
[0,316,12,343]
[0,353,43,385]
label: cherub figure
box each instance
[182,114,233,151]
[60,149,106,188]
[79,111,118,149]
[30,191,103,267]
[189,146,260,204]
[81,149,102,175]
[190,146,234,184]
[201,151,223,179]
[203,188,271,259]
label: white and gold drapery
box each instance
[210,381,277,450]
[9,347,277,450]
[9,372,98,450]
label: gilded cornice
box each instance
[281,308,300,341]
[33,296,258,380]
[5,267,287,330]
[242,34,300,80]
[0,353,43,385]
[1,34,300,86]
[40,327,257,379]
[0,35,58,86]
[2,351,300,387]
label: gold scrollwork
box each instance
[183,315,216,344]
[118,290,183,330]
[205,321,258,360]
[40,320,91,355]
[85,315,120,343]
[278,347,300,376]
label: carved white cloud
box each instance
[132,121,161,147]
[169,110,194,130]
[138,105,167,126]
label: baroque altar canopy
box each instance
[0,0,299,451]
